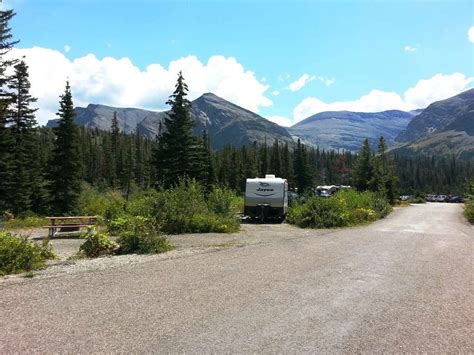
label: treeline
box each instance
[5,120,473,214]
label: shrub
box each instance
[79,227,118,258]
[125,189,160,217]
[0,231,55,276]
[105,180,241,235]
[207,186,236,217]
[188,213,240,233]
[286,190,392,229]
[465,199,474,224]
[148,180,240,234]
[4,216,47,230]
[286,197,350,228]
[77,184,125,221]
[352,208,378,223]
[116,216,172,254]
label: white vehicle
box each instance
[244,175,288,221]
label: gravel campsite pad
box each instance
[1,222,326,283]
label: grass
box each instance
[4,216,47,230]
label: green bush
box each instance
[0,231,55,276]
[286,197,350,228]
[188,213,240,233]
[207,186,236,216]
[125,189,160,217]
[4,216,47,229]
[147,180,240,234]
[77,183,125,221]
[286,190,392,229]
[79,227,118,258]
[465,199,474,224]
[89,180,241,235]
[116,216,173,254]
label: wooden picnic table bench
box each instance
[42,216,97,244]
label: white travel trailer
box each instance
[244,175,288,220]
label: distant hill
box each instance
[47,93,293,149]
[396,88,474,143]
[137,93,293,149]
[393,89,474,160]
[289,110,419,152]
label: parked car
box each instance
[448,195,464,203]
[436,195,448,202]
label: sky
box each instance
[2,0,474,126]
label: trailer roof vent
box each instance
[265,174,276,179]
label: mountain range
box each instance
[392,89,474,160]
[288,110,421,152]
[47,93,293,150]
[46,89,474,160]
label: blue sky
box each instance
[3,0,474,126]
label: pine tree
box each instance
[134,129,145,189]
[152,71,201,187]
[199,130,215,190]
[259,138,268,176]
[110,111,120,185]
[0,9,18,214]
[0,99,13,213]
[281,142,292,182]
[353,138,373,191]
[293,139,312,192]
[372,136,397,202]
[7,60,39,214]
[49,82,82,214]
[269,139,282,177]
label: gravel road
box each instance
[1,203,472,353]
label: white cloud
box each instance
[404,45,417,52]
[403,72,472,108]
[468,26,474,43]
[266,115,293,127]
[288,73,316,92]
[293,72,473,123]
[64,45,71,53]
[271,90,280,96]
[8,47,272,125]
[278,73,291,82]
[317,76,335,86]
[293,90,406,121]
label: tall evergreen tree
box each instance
[259,138,268,176]
[49,82,82,214]
[353,138,373,191]
[0,9,18,214]
[7,59,38,214]
[269,139,282,177]
[198,130,215,190]
[372,136,398,202]
[110,111,120,186]
[152,71,201,187]
[293,139,312,192]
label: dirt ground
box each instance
[1,203,472,353]
[12,221,329,259]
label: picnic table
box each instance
[42,216,97,244]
